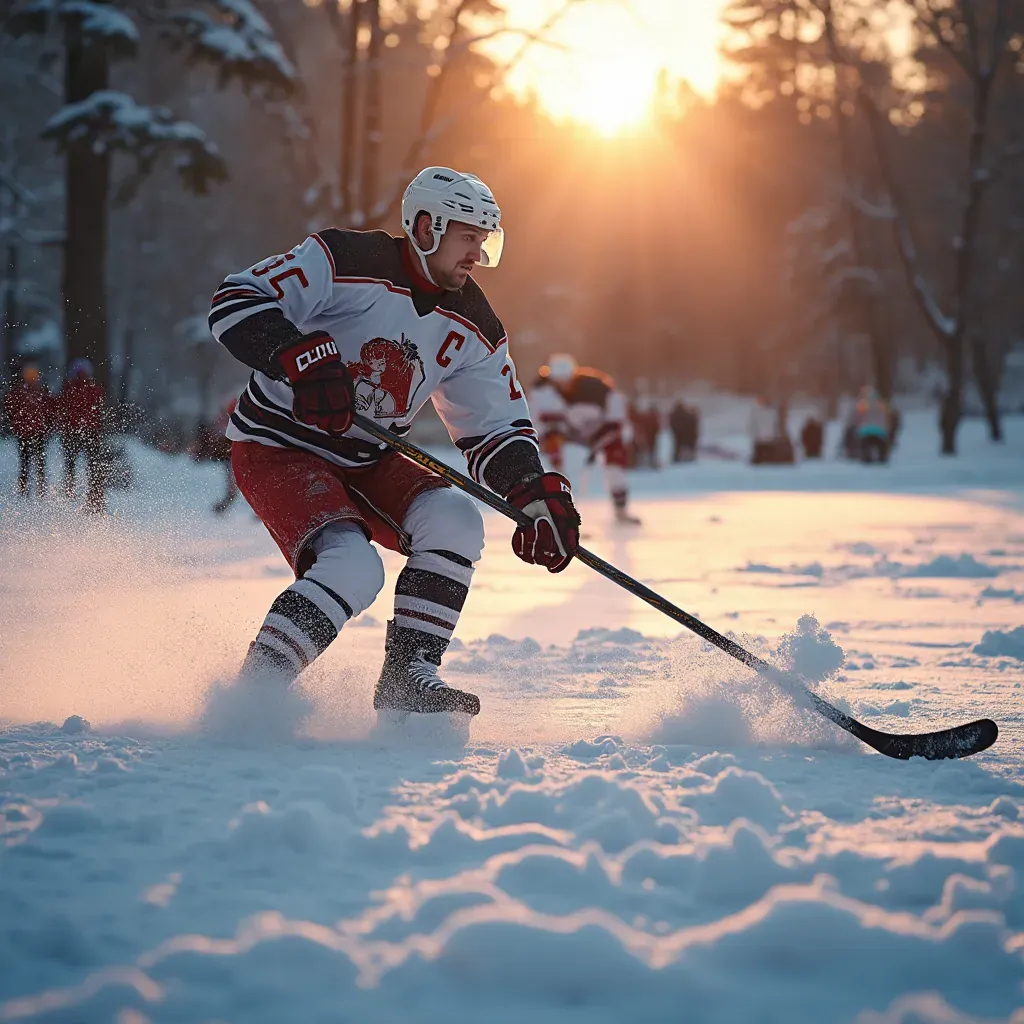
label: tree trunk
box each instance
[360,0,382,221]
[3,243,16,382]
[940,336,964,455]
[823,14,894,402]
[340,0,360,219]
[867,323,894,400]
[970,333,1003,441]
[63,16,110,390]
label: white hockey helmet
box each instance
[545,353,577,383]
[401,166,504,268]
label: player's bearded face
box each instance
[424,221,488,289]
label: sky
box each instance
[482,0,729,135]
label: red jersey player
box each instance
[530,354,641,525]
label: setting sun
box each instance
[546,48,662,137]
[486,0,726,135]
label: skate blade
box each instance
[370,708,472,748]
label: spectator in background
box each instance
[629,396,660,468]
[887,404,902,450]
[854,385,890,464]
[749,395,794,465]
[669,398,699,462]
[5,365,52,497]
[57,358,107,512]
[800,414,824,459]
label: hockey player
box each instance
[210,167,581,717]
[530,354,640,525]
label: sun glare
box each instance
[546,49,661,137]
[489,0,725,137]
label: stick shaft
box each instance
[352,414,1000,759]
[353,415,852,722]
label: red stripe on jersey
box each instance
[212,287,264,305]
[311,232,338,276]
[435,308,504,353]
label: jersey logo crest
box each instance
[347,335,426,419]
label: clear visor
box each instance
[476,226,504,268]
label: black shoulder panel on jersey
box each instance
[314,228,405,281]
[437,276,506,350]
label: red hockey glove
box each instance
[275,332,355,434]
[507,472,581,573]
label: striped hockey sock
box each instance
[248,582,350,680]
[393,549,474,642]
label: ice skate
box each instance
[373,620,480,717]
[614,506,642,526]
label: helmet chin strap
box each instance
[410,238,439,286]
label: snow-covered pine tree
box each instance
[3,0,295,386]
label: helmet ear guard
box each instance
[406,210,443,257]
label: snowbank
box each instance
[1,411,1022,1022]
[974,627,1024,662]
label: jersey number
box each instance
[502,363,523,400]
[266,267,309,300]
[253,254,309,300]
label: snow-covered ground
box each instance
[1,409,1023,1023]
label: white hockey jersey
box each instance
[529,366,628,449]
[209,229,538,488]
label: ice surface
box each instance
[1,411,1023,1022]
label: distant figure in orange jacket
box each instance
[57,358,106,512]
[5,365,52,497]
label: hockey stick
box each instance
[353,414,997,760]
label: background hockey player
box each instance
[529,354,640,524]
[4,364,52,498]
[209,166,581,717]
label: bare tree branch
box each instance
[364,0,583,227]
[984,0,1009,78]
[857,55,958,339]
[914,0,976,80]
[842,181,895,221]
[958,0,981,75]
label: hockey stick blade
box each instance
[805,686,998,759]
[850,716,998,761]
[352,414,999,761]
